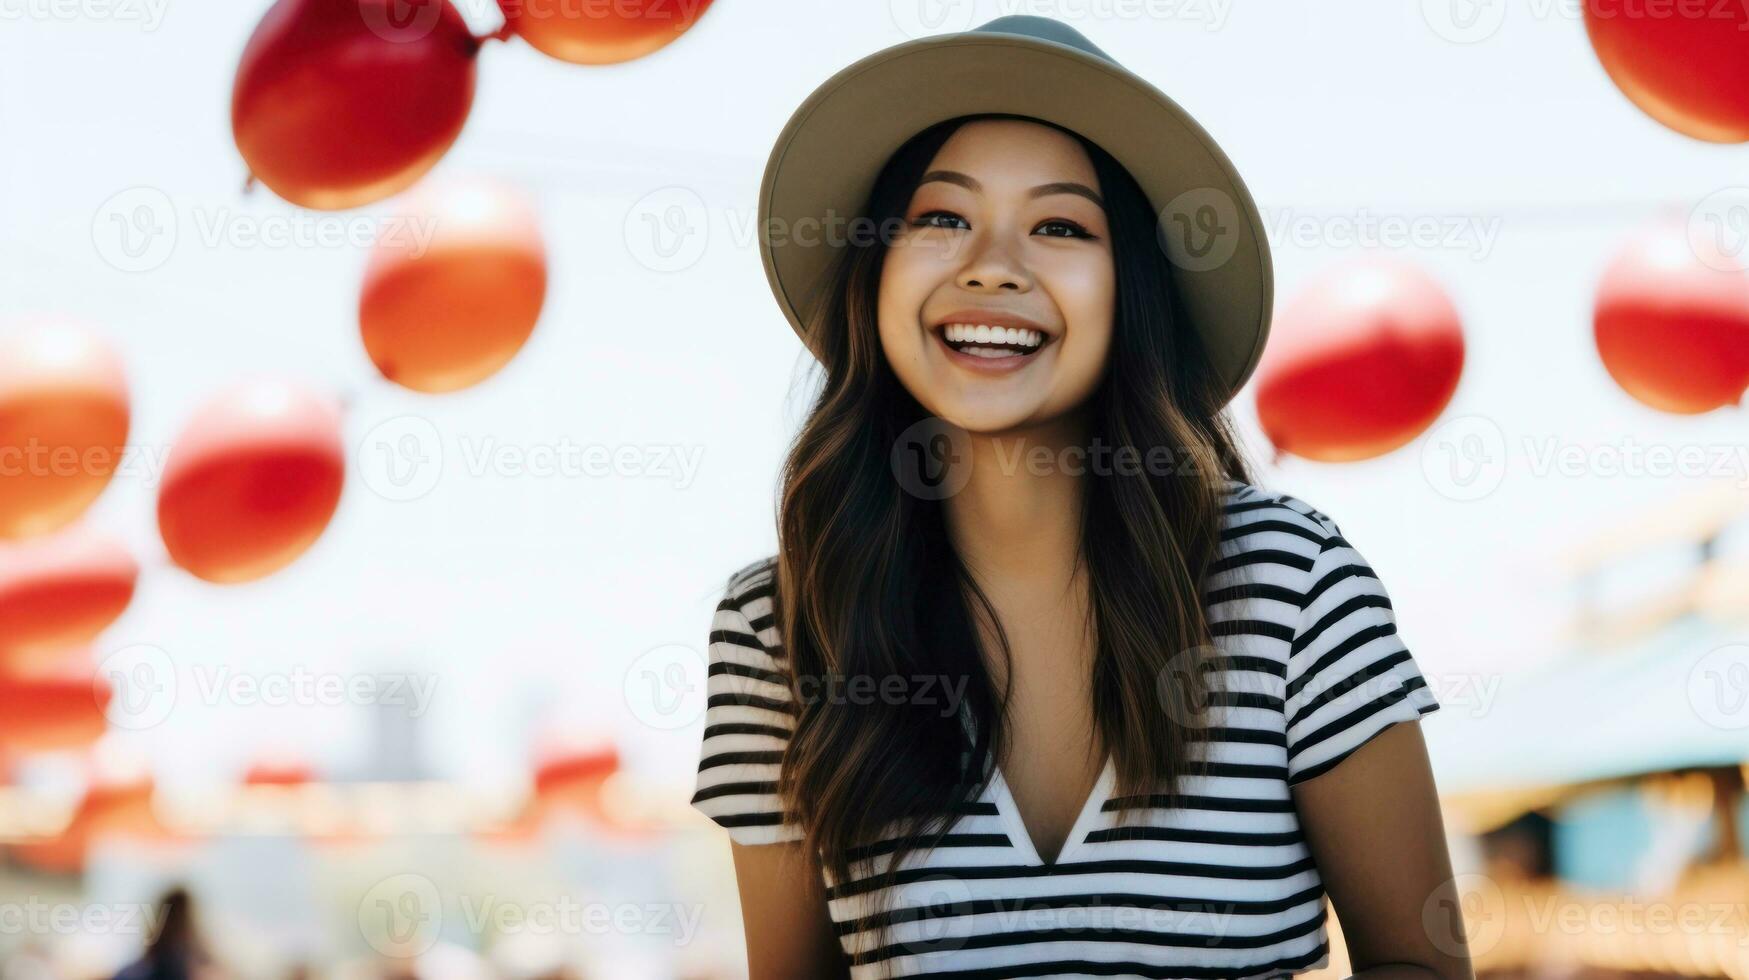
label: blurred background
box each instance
[1,0,1747,977]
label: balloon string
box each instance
[473,22,516,46]
[474,0,517,45]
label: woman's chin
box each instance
[931,402,1045,440]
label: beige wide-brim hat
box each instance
[756,14,1273,406]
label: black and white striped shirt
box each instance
[691,479,1441,979]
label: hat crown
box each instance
[969,14,1115,65]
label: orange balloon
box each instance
[157,382,345,584]
[0,525,137,674]
[1254,257,1465,463]
[0,653,110,755]
[1584,0,1749,143]
[359,177,547,393]
[1594,218,1749,414]
[232,0,483,209]
[0,319,129,540]
[503,0,714,64]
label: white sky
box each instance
[3,0,1747,799]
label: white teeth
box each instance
[941,323,1044,349]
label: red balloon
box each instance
[0,319,130,540]
[1584,0,1749,142]
[232,0,482,209]
[0,525,137,674]
[1594,218,1749,413]
[1255,258,1465,463]
[360,177,548,392]
[157,382,345,584]
[0,654,110,755]
[503,0,714,64]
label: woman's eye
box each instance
[1037,219,1093,239]
[911,211,1094,239]
[914,210,967,230]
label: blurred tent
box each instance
[1428,479,1749,832]
[1429,612,1747,801]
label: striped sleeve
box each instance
[688,587,804,845]
[1284,524,1440,785]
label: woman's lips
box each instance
[931,326,1050,376]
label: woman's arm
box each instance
[1290,720,1477,980]
[729,839,851,980]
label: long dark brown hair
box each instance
[760,112,1257,966]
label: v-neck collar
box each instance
[959,704,1115,868]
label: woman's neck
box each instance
[941,415,1089,608]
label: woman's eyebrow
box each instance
[919,170,1105,207]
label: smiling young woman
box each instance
[691,15,1476,980]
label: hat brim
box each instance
[757,30,1273,405]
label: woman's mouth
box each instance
[932,322,1052,373]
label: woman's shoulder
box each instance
[713,554,782,657]
[1218,476,1343,543]
[721,554,778,610]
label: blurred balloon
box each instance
[533,740,620,802]
[1254,257,1465,463]
[9,740,169,874]
[0,653,110,755]
[157,382,345,584]
[502,0,715,64]
[1584,0,1749,142]
[359,177,548,392]
[232,0,484,209]
[527,733,628,829]
[0,525,137,673]
[1594,218,1749,413]
[242,753,314,786]
[0,319,129,540]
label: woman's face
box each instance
[878,118,1116,435]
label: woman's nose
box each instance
[955,235,1032,293]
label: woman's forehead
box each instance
[924,119,1100,187]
